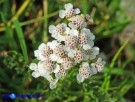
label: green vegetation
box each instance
[0,0,135,102]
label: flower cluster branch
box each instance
[29,3,105,89]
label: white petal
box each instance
[38,61,47,76]
[89,18,93,23]
[68,49,76,58]
[54,64,60,73]
[83,44,91,50]
[89,54,96,60]
[70,29,78,36]
[81,28,90,34]
[82,28,95,40]
[83,22,87,28]
[89,33,95,40]
[39,70,47,76]
[92,47,99,55]
[84,55,89,60]
[91,68,97,75]
[68,22,77,29]
[75,8,80,14]
[57,57,63,63]
[51,33,58,39]
[38,43,46,50]
[49,78,58,89]
[50,54,58,61]
[102,61,106,65]
[91,63,95,68]
[47,42,53,49]
[57,34,66,41]
[34,50,39,59]
[65,27,70,34]
[49,25,56,33]
[29,63,37,70]
[82,62,89,67]
[44,74,53,82]
[50,83,57,89]
[55,73,61,79]
[37,61,42,68]
[32,72,40,78]
[47,40,58,50]
[97,57,102,63]
[86,14,94,23]
[77,74,84,82]
[61,23,67,28]
[64,3,73,10]
[38,54,46,61]
[64,46,70,52]
[59,10,65,18]
[89,40,94,47]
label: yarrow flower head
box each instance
[29,3,105,89]
[49,23,70,41]
[59,3,80,19]
[34,43,52,61]
[77,62,91,82]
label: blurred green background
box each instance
[0,0,135,102]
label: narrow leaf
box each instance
[13,19,29,63]
[0,12,17,49]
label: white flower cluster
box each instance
[29,3,105,89]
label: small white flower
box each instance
[47,40,60,50]
[49,54,63,63]
[47,42,65,63]
[49,78,58,89]
[39,71,58,89]
[29,63,40,78]
[81,28,95,40]
[34,43,52,61]
[77,62,91,82]
[55,65,67,80]
[85,14,93,23]
[44,74,53,82]
[49,45,66,62]
[68,15,87,29]
[38,60,55,76]
[53,64,60,73]
[67,49,76,58]
[29,63,37,70]
[91,57,105,72]
[78,28,95,50]
[53,45,66,57]
[59,3,80,18]
[49,23,70,41]
[69,29,79,36]
[67,49,87,64]
[65,36,78,49]
[90,67,97,75]
[73,50,85,63]
[85,47,99,60]
[60,57,74,69]
[64,29,79,49]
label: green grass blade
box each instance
[0,12,17,49]
[102,38,130,93]
[13,19,29,63]
[119,79,135,95]
[43,0,48,43]
[81,0,89,14]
